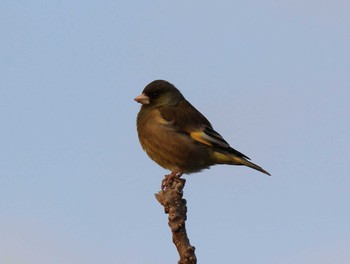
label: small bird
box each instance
[135,80,270,187]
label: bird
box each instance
[134,80,270,187]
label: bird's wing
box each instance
[159,100,250,160]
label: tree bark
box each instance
[155,177,197,264]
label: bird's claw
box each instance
[161,171,183,190]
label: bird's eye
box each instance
[150,92,159,98]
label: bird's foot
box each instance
[161,171,183,190]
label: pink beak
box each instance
[134,93,150,105]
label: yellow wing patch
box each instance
[190,131,213,146]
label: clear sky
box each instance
[1,1,349,263]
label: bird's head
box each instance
[134,80,184,108]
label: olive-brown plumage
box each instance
[135,80,270,177]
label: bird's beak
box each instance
[134,93,150,105]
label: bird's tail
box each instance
[213,152,271,176]
[234,156,271,176]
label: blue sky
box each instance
[1,1,349,263]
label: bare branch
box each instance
[155,177,197,264]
